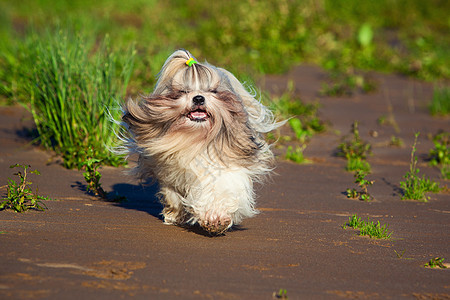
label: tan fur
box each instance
[120,49,280,234]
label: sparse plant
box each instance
[343,214,363,229]
[429,86,450,116]
[394,249,406,259]
[400,133,441,202]
[343,214,392,239]
[285,145,311,164]
[320,69,376,97]
[82,156,107,199]
[337,121,372,172]
[346,170,374,201]
[389,135,404,147]
[0,164,51,212]
[428,132,449,179]
[80,151,126,202]
[288,118,313,143]
[424,257,447,269]
[267,81,325,143]
[273,289,288,299]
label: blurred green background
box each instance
[1,0,448,93]
[0,0,448,168]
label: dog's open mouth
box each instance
[187,108,209,122]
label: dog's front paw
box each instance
[200,212,232,235]
[162,205,187,225]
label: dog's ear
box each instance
[218,68,282,134]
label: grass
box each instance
[273,289,288,299]
[1,0,448,93]
[0,164,52,212]
[337,121,372,172]
[268,81,325,144]
[266,81,324,164]
[428,132,449,179]
[346,170,374,201]
[343,214,392,239]
[424,257,447,269]
[12,29,135,169]
[285,145,311,164]
[389,136,404,148]
[400,133,441,202]
[429,86,450,116]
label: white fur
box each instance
[120,49,280,234]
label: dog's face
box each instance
[152,61,247,135]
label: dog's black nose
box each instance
[193,95,205,105]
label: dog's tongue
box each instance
[191,111,207,119]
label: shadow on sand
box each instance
[73,179,247,237]
[110,182,163,221]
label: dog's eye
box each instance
[210,89,218,94]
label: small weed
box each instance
[273,289,288,299]
[424,257,447,269]
[394,249,406,259]
[285,145,311,164]
[321,70,376,97]
[82,156,107,199]
[400,133,441,202]
[346,170,374,201]
[268,81,325,143]
[337,121,372,172]
[0,164,51,212]
[389,136,404,147]
[429,86,450,116]
[428,132,449,179]
[343,214,363,229]
[346,158,371,173]
[343,214,392,239]
[288,118,312,143]
[80,151,126,202]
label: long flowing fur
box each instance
[121,49,279,234]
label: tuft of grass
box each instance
[337,121,372,172]
[428,132,449,179]
[400,133,441,202]
[273,289,288,299]
[429,86,450,116]
[285,145,311,164]
[346,170,374,201]
[0,164,52,212]
[15,29,135,169]
[424,257,447,269]
[343,214,392,239]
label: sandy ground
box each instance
[0,65,449,299]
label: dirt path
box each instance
[0,66,449,299]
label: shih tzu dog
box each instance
[121,49,279,234]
